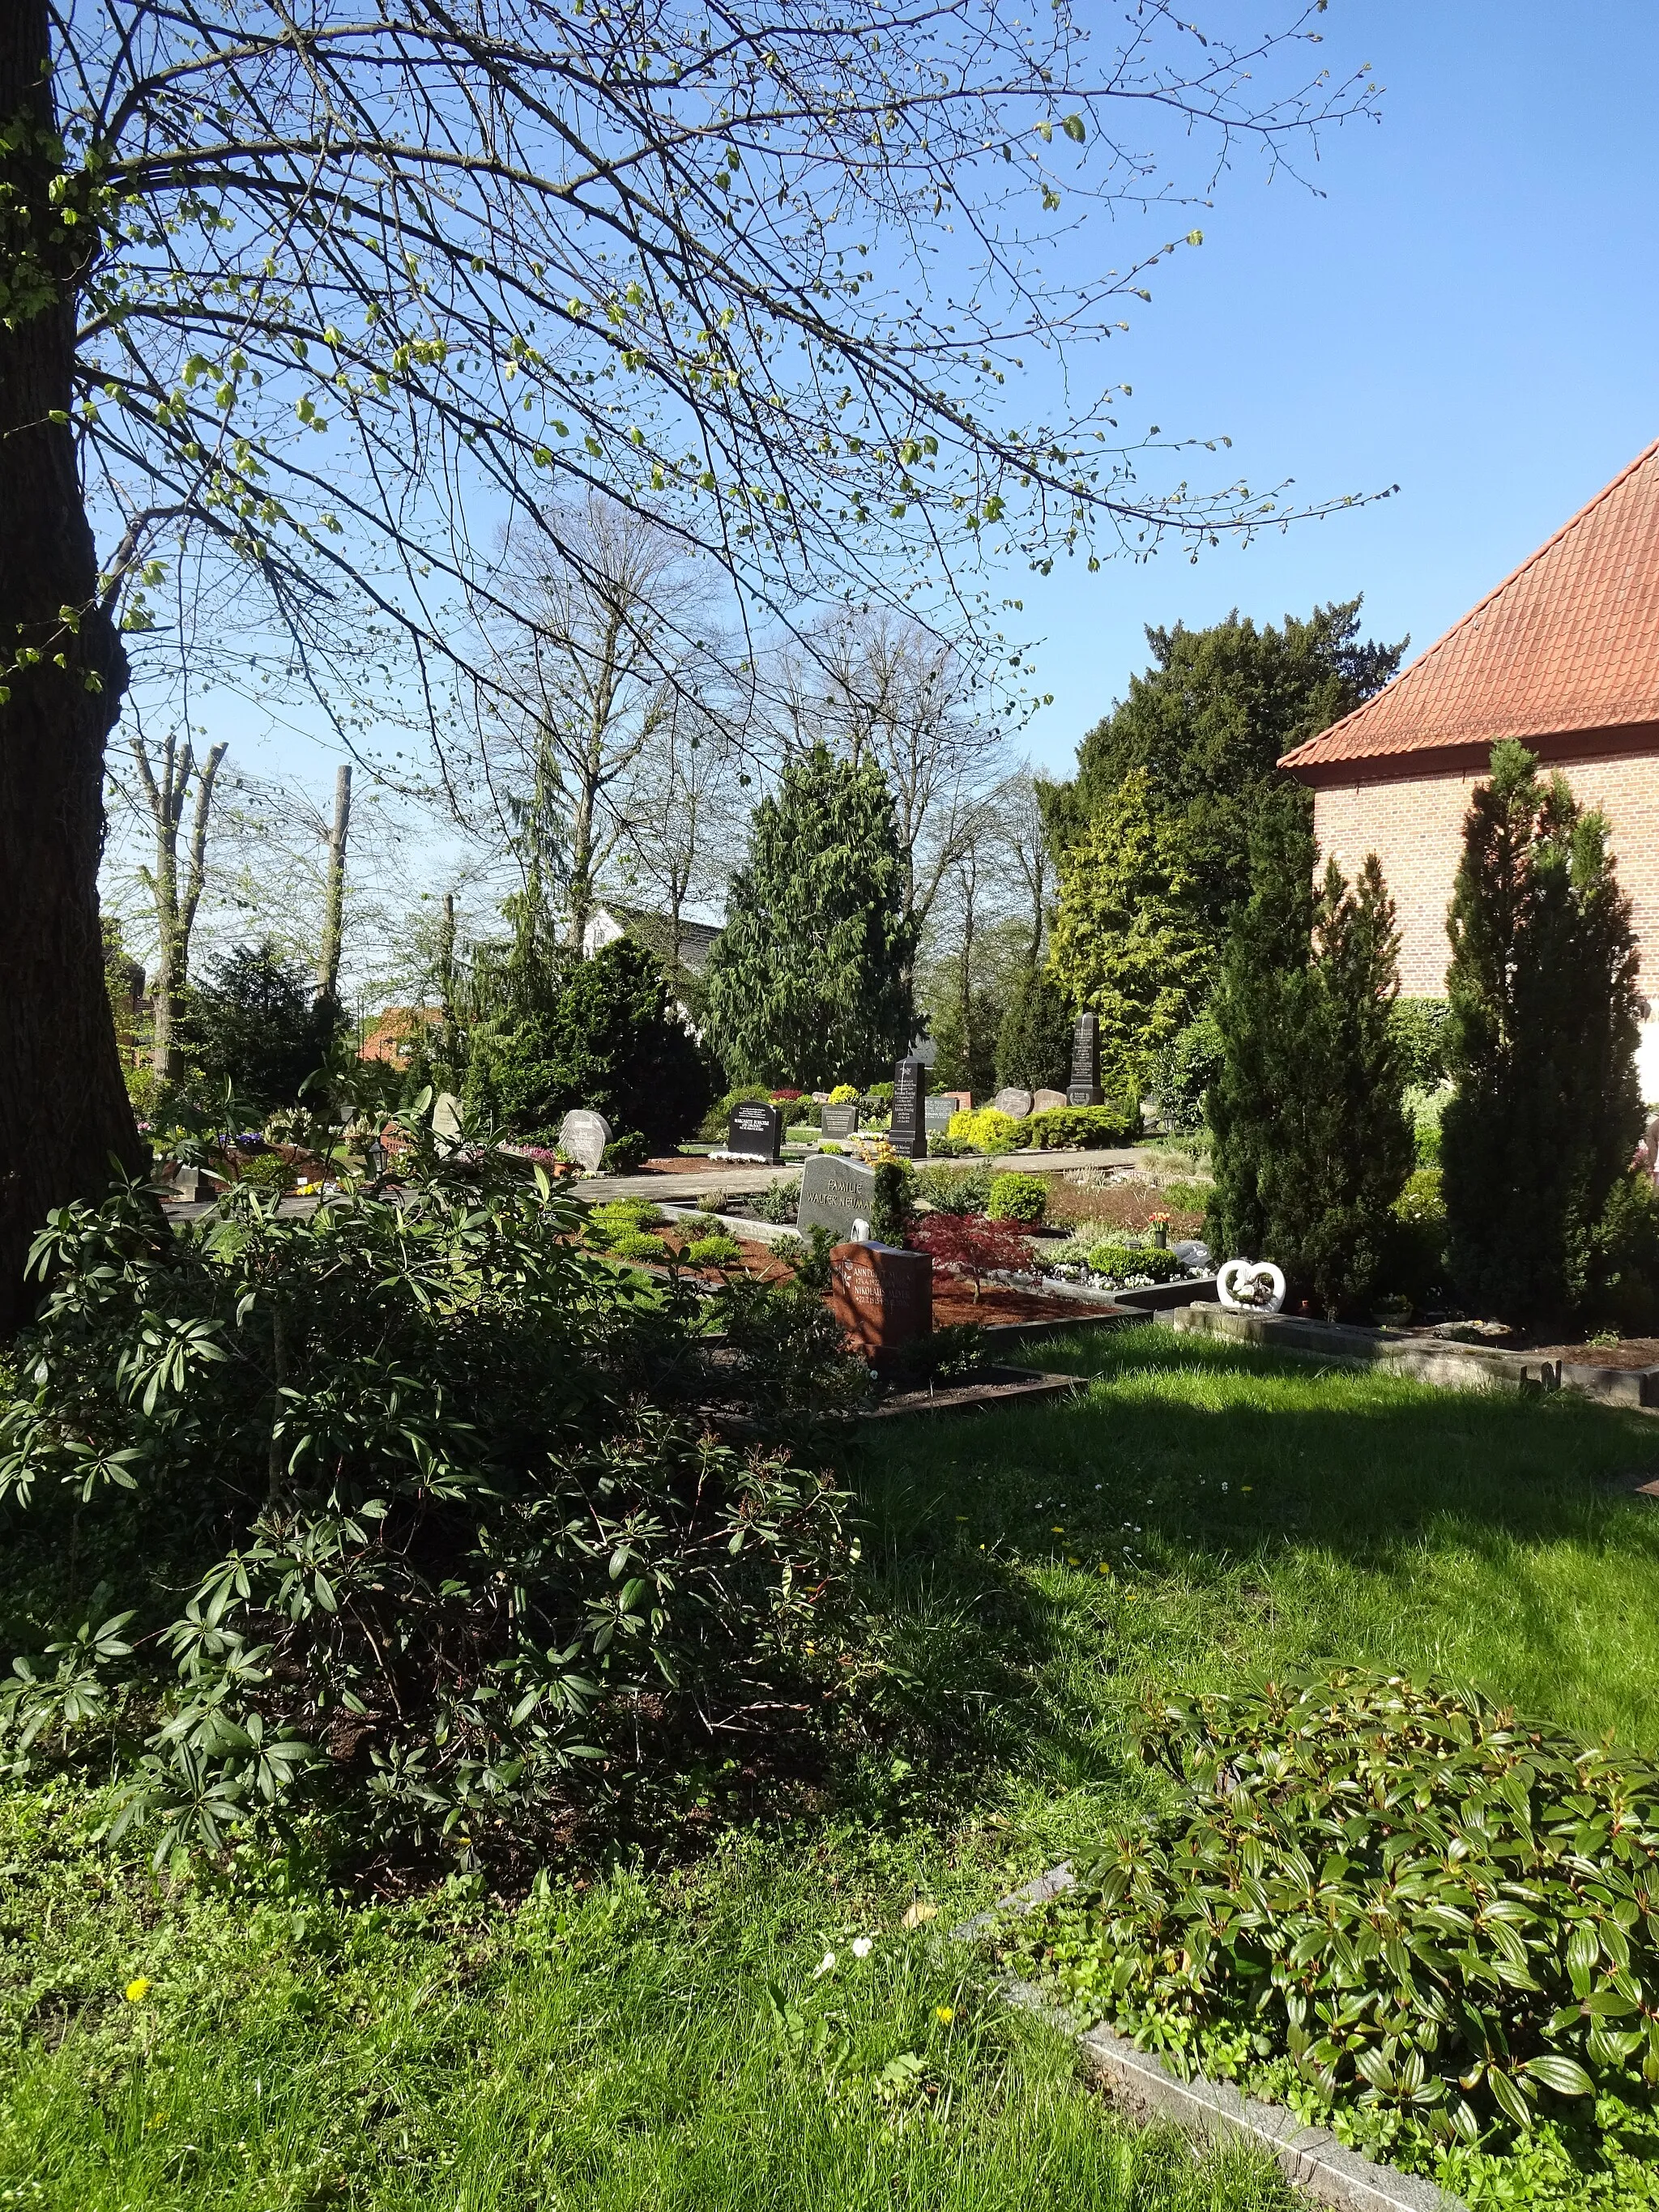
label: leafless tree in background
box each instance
[471,499,716,950]
[127,729,228,1076]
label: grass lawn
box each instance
[6,1323,1659,2210]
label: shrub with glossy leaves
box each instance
[0,1110,859,1869]
[1007,1672,1659,2166]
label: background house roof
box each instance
[1281,441,1659,770]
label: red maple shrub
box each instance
[911,1213,1034,1300]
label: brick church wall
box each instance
[1311,748,1659,1094]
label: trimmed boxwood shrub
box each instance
[1005,1672,1659,2188]
[987,1171,1049,1225]
[1085,1240,1182,1282]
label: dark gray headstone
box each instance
[992,1086,1034,1121]
[558,1107,612,1173]
[1067,1012,1104,1107]
[889,1056,928,1160]
[797,1151,878,1242]
[923,1094,955,1134]
[727,1100,782,1162]
[821,1101,860,1140]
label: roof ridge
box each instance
[1282,439,1659,765]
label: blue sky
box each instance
[156,2,1659,812]
[1012,0,1659,773]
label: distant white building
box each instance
[581,900,721,974]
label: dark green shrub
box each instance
[1390,998,1452,1089]
[994,968,1073,1092]
[1025,1100,1141,1149]
[870,1160,913,1247]
[468,936,710,1154]
[600,1129,651,1173]
[915,1162,994,1216]
[1085,1240,1182,1282]
[1379,1167,1448,1311]
[0,1132,859,1867]
[1208,807,1413,1319]
[179,941,342,1110]
[1151,1007,1224,1136]
[987,1171,1048,1225]
[1589,1170,1659,1336]
[1442,744,1644,1329]
[1006,1672,1659,2171]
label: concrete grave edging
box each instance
[952,1865,1465,2212]
[1169,1301,1659,1413]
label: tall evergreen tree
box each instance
[1208,809,1413,1319]
[1045,768,1208,1075]
[1045,600,1405,944]
[703,745,918,1089]
[995,968,1074,1092]
[1441,743,1644,1327]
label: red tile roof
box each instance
[1281,441,1659,770]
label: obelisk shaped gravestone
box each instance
[889,1056,928,1160]
[1067,1012,1105,1107]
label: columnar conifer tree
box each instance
[702,745,916,1089]
[1208,803,1413,1318]
[1441,743,1643,1327]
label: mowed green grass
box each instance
[6,1323,1659,2210]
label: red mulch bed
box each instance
[929,1277,1115,1327]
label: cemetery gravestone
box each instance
[1032,1089,1067,1114]
[797,1151,877,1242]
[923,1094,956,1135]
[821,1101,860,1140]
[829,1242,933,1366]
[557,1107,612,1173]
[726,1100,782,1162]
[1067,1012,1104,1107]
[992,1086,1034,1122]
[433,1090,465,1151]
[936,1089,972,1115]
[889,1057,928,1160]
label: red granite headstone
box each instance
[828,1241,932,1366]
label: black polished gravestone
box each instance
[1066,1012,1105,1108]
[888,1056,928,1160]
[796,1150,878,1241]
[727,1099,783,1162]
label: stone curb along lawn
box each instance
[953,1867,1466,2212]
[1171,1302,1659,1412]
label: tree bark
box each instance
[0,6,145,1336]
[135,731,226,1075]
[318,763,352,1004]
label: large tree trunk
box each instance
[0,8,145,1336]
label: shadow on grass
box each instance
[835,1322,1659,1823]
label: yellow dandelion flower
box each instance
[125,1977,151,2003]
[935,2004,954,2023]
